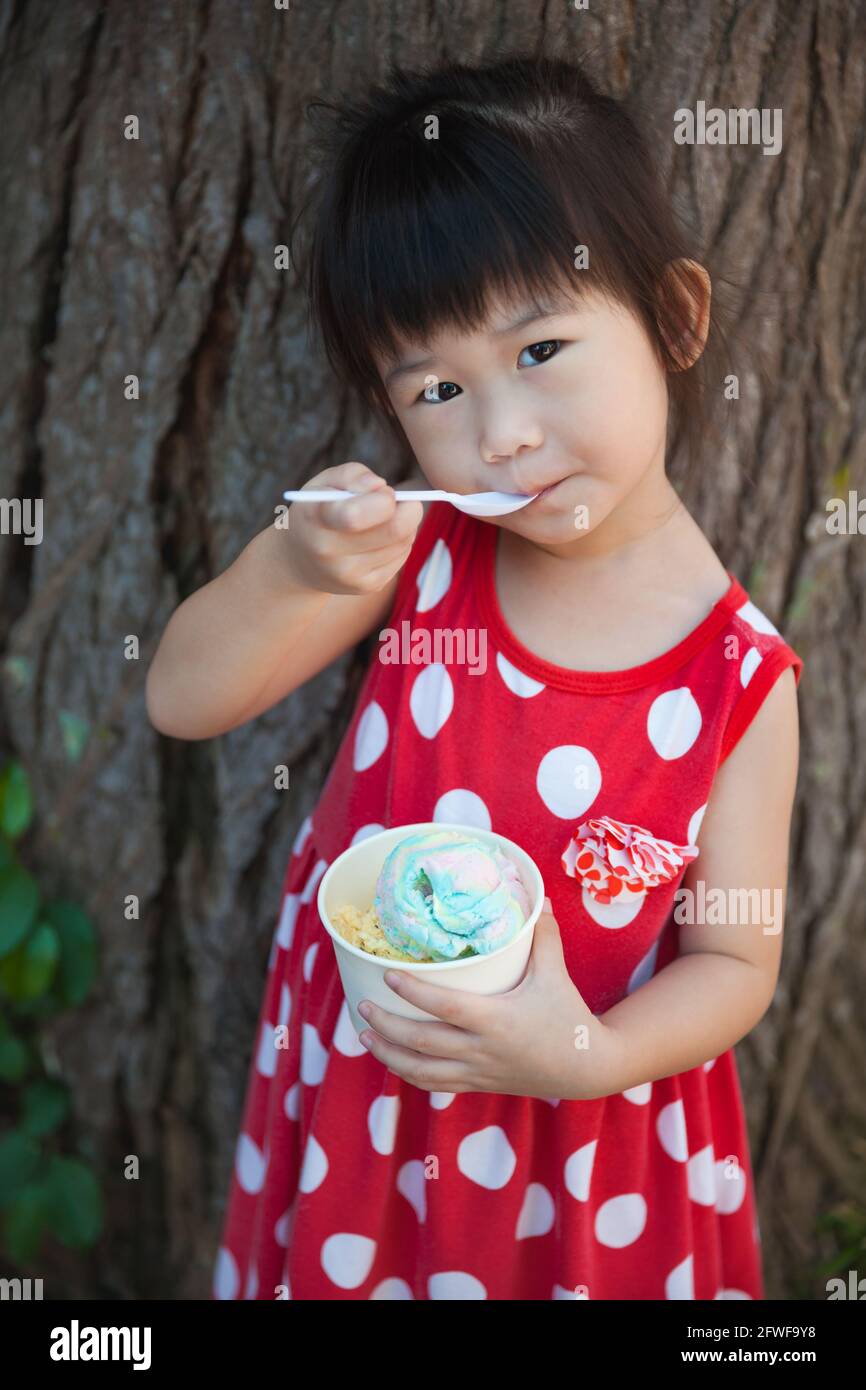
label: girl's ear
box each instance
[657,258,712,371]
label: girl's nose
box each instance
[481,430,545,469]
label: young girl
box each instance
[148,54,804,1300]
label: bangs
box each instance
[296,54,735,476]
[306,107,641,404]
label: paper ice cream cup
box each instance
[317,822,545,1037]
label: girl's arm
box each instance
[597,666,800,1091]
[145,474,428,741]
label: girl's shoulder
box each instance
[715,570,804,765]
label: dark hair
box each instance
[292,53,739,487]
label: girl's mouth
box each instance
[529,477,567,502]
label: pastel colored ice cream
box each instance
[374,829,532,962]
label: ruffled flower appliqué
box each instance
[561,814,700,906]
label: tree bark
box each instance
[0,0,863,1299]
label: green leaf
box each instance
[2,656,33,690]
[830,463,850,494]
[21,1079,69,1138]
[43,1155,103,1247]
[0,865,40,957]
[58,711,90,762]
[0,1130,41,1207]
[0,1034,29,1082]
[0,1033,30,1080]
[2,1182,50,1264]
[43,900,98,1007]
[0,921,60,1000]
[0,762,33,840]
[0,832,16,872]
[11,993,56,1023]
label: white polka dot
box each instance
[628,941,659,993]
[300,1021,329,1085]
[352,823,385,845]
[594,1193,647,1248]
[410,663,454,739]
[432,788,492,830]
[292,814,313,858]
[245,1263,258,1300]
[428,1271,487,1299]
[274,1206,293,1246]
[429,1091,456,1110]
[334,1000,369,1056]
[303,941,318,982]
[622,1083,652,1105]
[715,1287,752,1300]
[715,1158,746,1214]
[283,1082,301,1120]
[687,1144,716,1205]
[354,701,389,771]
[235,1133,266,1194]
[647,687,702,760]
[277,983,291,1028]
[256,1020,278,1078]
[396,1160,427,1223]
[300,858,327,903]
[582,885,646,929]
[657,1100,688,1162]
[495,651,546,698]
[666,1252,695,1299]
[687,804,707,846]
[552,1283,590,1299]
[516,1183,555,1239]
[368,1094,400,1156]
[456,1125,517,1190]
[703,1057,716,1072]
[740,646,762,687]
[370,1278,414,1299]
[737,599,780,637]
[213,1246,239,1300]
[275,893,300,950]
[563,1140,597,1202]
[299,1134,328,1193]
[321,1233,377,1290]
[536,745,602,819]
[416,539,452,612]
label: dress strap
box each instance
[387,500,455,621]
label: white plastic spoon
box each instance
[281,487,540,518]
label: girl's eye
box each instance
[413,339,563,405]
[418,379,462,405]
[518,339,562,367]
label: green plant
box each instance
[813,1200,866,1278]
[0,758,102,1263]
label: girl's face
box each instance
[376,284,673,557]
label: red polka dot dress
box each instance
[213,501,804,1301]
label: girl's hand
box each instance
[356,898,622,1102]
[284,460,424,596]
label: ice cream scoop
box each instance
[374,828,532,962]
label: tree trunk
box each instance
[0,0,863,1299]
